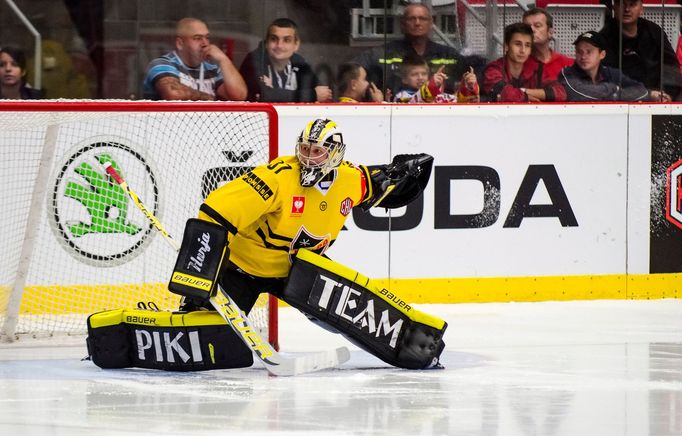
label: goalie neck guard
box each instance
[296,118,346,187]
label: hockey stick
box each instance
[103,162,350,376]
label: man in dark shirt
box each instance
[239,18,332,102]
[599,0,682,100]
[353,3,484,98]
[559,31,652,101]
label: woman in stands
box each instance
[0,46,44,99]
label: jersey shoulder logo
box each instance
[340,197,353,216]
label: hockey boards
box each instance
[104,162,350,376]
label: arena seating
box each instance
[461,0,679,57]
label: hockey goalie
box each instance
[87,118,446,372]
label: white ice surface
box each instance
[1,299,682,435]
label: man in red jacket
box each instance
[483,22,567,102]
[523,8,574,81]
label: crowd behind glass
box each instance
[1,0,680,103]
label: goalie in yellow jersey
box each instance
[170,118,447,369]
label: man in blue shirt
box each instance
[143,18,247,101]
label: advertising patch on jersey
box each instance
[291,196,305,215]
[242,172,273,201]
[289,226,330,263]
[340,197,353,216]
[650,115,682,273]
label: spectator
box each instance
[0,46,44,99]
[483,22,566,102]
[394,53,479,103]
[677,36,682,74]
[354,3,485,98]
[599,0,682,101]
[27,39,91,99]
[239,18,332,102]
[559,31,652,101]
[336,63,383,102]
[143,17,246,101]
[522,8,574,80]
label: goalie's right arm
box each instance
[362,153,434,210]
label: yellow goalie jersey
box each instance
[198,156,373,278]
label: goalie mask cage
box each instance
[0,101,279,347]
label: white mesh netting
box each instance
[0,102,277,342]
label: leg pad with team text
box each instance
[168,218,229,304]
[282,249,447,369]
[86,309,253,371]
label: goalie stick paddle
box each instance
[103,162,350,376]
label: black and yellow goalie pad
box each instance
[168,218,229,304]
[282,249,447,369]
[86,309,253,371]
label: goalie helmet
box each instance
[296,118,346,187]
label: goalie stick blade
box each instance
[256,345,350,377]
[210,290,350,376]
[290,346,351,375]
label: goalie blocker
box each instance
[282,249,447,369]
[168,218,229,305]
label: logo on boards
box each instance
[49,139,160,266]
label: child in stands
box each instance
[394,53,479,103]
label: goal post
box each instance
[0,101,279,347]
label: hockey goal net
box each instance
[0,101,278,347]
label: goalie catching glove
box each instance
[364,153,434,209]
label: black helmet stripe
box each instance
[305,119,337,144]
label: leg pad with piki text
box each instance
[86,309,252,371]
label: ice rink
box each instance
[1,299,682,435]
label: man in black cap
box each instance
[558,30,660,101]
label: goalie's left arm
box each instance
[359,153,434,210]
